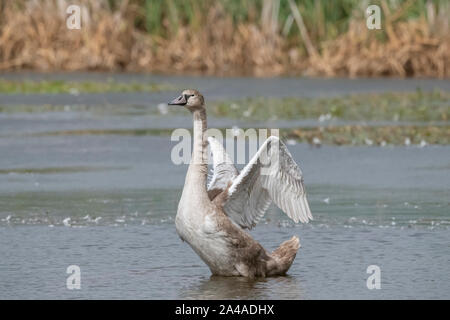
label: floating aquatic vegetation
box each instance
[285,125,450,146]
[0,79,175,94]
[211,90,450,122]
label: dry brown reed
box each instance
[0,0,448,77]
[312,8,450,77]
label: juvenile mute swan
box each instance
[169,89,312,278]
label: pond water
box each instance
[0,75,449,299]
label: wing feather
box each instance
[223,136,312,229]
[207,137,238,195]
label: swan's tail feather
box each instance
[266,236,300,276]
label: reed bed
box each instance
[0,0,448,77]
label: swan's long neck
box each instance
[184,108,208,197]
[192,109,208,168]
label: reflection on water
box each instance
[181,275,303,300]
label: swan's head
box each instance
[168,89,205,112]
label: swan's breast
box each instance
[176,208,237,274]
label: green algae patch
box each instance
[29,128,175,137]
[0,79,175,94]
[0,166,128,175]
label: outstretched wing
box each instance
[207,137,238,198]
[223,136,312,229]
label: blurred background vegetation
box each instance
[0,0,449,77]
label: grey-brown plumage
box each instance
[169,89,311,278]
